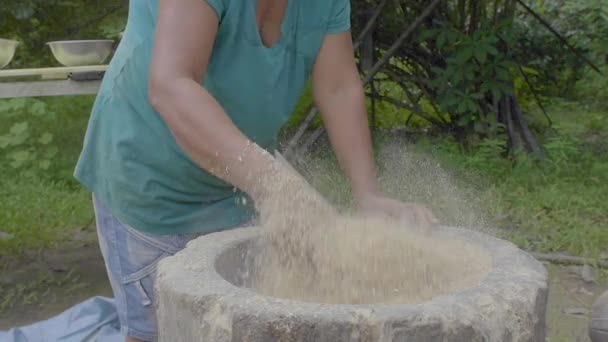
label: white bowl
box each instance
[0,39,19,69]
[47,40,114,66]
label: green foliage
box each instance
[543,130,580,164]
[0,175,93,256]
[0,99,58,172]
[420,99,608,257]
[282,81,320,131]
[511,65,548,112]
[99,13,127,40]
[0,0,127,67]
[560,0,608,60]
[281,75,435,136]
[573,66,608,104]
[349,0,547,142]
[512,0,608,96]
[345,0,604,144]
[424,21,516,133]
[0,96,95,256]
[464,136,510,177]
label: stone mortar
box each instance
[156,226,548,342]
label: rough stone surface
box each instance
[156,226,548,342]
[589,290,608,342]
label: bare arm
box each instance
[149,0,274,200]
[311,31,380,201]
[312,31,437,225]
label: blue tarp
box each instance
[0,297,123,342]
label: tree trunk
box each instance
[495,93,543,158]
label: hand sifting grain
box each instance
[252,164,490,305]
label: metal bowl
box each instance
[0,39,19,69]
[47,40,114,66]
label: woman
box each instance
[74,0,437,341]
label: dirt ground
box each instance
[0,225,606,341]
[0,225,112,330]
[545,263,606,342]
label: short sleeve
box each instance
[326,0,351,34]
[204,0,226,20]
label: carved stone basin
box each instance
[156,226,548,342]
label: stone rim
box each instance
[157,225,548,326]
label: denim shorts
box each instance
[93,194,202,341]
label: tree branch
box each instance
[532,252,608,269]
[380,66,449,126]
[515,0,603,75]
[295,0,443,158]
[284,0,389,159]
[366,93,445,127]
[361,0,443,85]
[510,95,544,158]
[517,64,552,127]
[353,0,389,51]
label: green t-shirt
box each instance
[74,0,351,235]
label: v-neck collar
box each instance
[249,0,292,50]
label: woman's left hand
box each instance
[357,193,439,228]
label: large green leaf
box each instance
[0,135,10,149]
[8,150,32,168]
[9,122,28,135]
[38,132,53,145]
[44,146,59,158]
[39,159,51,170]
[474,43,489,64]
[28,101,47,116]
[455,44,474,64]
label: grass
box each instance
[415,98,608,257]
[0,177,92,256]
[0,96,95,257]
